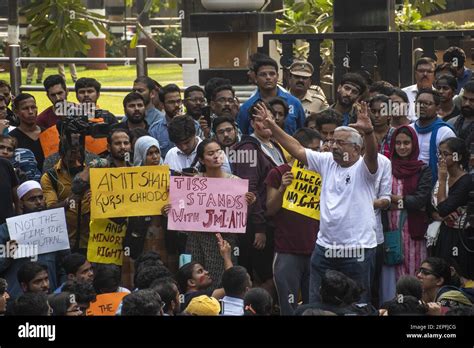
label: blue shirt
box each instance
[237,86,306,135]
[122,107,165,126]
[457,68,472,94]
[149,116,203,159]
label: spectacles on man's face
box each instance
[327,139,357,147]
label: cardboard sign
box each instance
[86,292,128,316]
[168,177,249,233]
[39,126,60,158]
[85,136,108,155]
[282,161,321,220]
[90,166,170,219]
[87,219,127,266]
[6,208,69,257]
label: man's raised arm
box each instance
[253,102,308,166]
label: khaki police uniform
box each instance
[288,60,329,116]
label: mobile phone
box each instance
[182,167,198,175]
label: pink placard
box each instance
[168,177,249,233]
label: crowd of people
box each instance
[0,45,473,317]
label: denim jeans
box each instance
[309,244,376,304]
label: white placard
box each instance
[6,208,70,258]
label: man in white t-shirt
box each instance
[253,101,379,304]
[409,88,456,183]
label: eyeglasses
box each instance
[327,139,357,147]
[417,267,439,277]
[437,151,453,158]
[216,127,235,135]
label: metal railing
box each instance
[3,44,196,95]
[260,30,474,98]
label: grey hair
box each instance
[334,126,363,147]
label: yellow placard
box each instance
[87,218,127,266]
[281,160,321,220]
[90,165,170,219]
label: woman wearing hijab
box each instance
[380,126,432,303]
[125,136,177,273]
[389,126,433,278]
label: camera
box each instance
[56,101,111,140]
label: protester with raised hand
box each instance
[253,101,379,304]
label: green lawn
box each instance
[0,64,183,116]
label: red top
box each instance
[37,106,59,129]
[264,163,319,255]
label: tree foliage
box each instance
[22,0,109,57]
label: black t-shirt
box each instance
[0,158,18,224]
[9,128,45,172]
[6,109,19,127]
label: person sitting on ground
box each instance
[243,287,273,316]
[294,270,373,316]
[381,295,428,316]
[221,266,252,316]
[184,295,221,316]
[396,275,423,301]
[121,289,164,316]
[150,277,181,316]
[48,291,83,316]
[61,280,96,315]
[9,292,51,316]
[134,265,172,291]
[93,264,130,295]
[175,261,226,311]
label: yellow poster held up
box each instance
[90,166,170,219]
[282,161,321,220]
[87,219,127,266]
